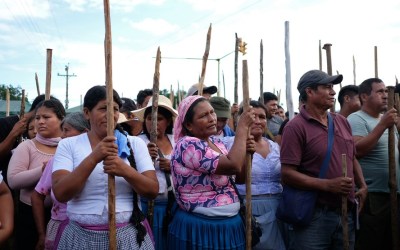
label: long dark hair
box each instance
[115,124,147,246]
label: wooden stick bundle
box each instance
[103,0,116,248]
[198,24,212,96]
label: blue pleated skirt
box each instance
[167,208,245,250]
[141,198,177,250]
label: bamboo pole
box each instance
[103,0,116,248]
[198,24,212,96]
[374,46,378,78]
[353,55,356,85]
[242,60,253,250]
[387,86,399,250]
[6,89,10,117]
[45,49,52,100]
[148,47,161,229]
[233,33,239,131]
[35,72,40,95]
[341,154,349,250]
[259,39,264,104]
[319,40,322,71]
[19,90,25,143]
[285,21,294,120]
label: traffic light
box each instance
[238,38,247,55]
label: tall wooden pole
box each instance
[285,21,294,120]
[148,47,161,229]
[341,154,349,250]
[19,90,25,143]
[45,49,52,100]
[259,39,264,104]
[35,73,40,96]
[103,0,116,248]
[233,33,239,131]
[374,46,378,78]
[353,55,356,85]
[5,89,10,117]
[242,60,252,249]
[319,40,322,71]
[387,86,399,250]
[323,43,333,112]
[198,24,212,96]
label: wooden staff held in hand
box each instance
[147,47,161,228]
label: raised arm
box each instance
[215,107,255,175]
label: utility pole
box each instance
[58,63,76,109]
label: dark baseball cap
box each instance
[186,83,218,97]
[297,70,343,93]
[209,97,231,118]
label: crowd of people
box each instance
[0,69,399,250]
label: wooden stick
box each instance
[103,0,116,248]
[170,84,174,108]
[323,43,334,112]
[148,47,161,229]
[242,60,252,250]
[233,33,239,131]
[35,72,40,95]
[45,49,52,100]
[341,154,349,250]
[6,89,10,117]
[285,21,294,120]
[319,40,322,71]
[19,90,25,143]
[222,70,226,98]
[387,86,399,250]
[259,39,264,104]
[353,55,356,85]
[374,46,378,78]
[323,43,332,76]
[198,23,212,96]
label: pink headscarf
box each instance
[173,95,204,142]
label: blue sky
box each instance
[1,0,400,110]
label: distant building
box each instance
[66,104,83,114]
[0,100,31,118]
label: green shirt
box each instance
[348,110,400,193]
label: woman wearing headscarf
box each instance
[133,95,178,250]
[32,112,90,250]
[52,85,158,250]
[224,100,286,250]
[8,99,65,250]
[168,95,255,249]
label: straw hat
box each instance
[131,95,178,122]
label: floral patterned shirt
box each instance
[171,136,239,212]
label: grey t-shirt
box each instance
[348,110,400,193]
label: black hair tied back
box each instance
[115,124,147,247]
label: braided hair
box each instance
[115,124,147,247]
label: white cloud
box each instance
[129,18,179,36]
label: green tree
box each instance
[0,84,26,100]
